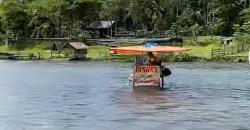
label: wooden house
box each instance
[86,21,115,38]
[63,42,88,59]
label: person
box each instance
[147,52,171,77]
[147,52,162,66]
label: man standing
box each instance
[147,52,171,77]
[147,52,162,66]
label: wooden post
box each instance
[5,38,8,46]
[211,48,213,58]
[111,21,113,38]
[237,43,239,53]
[223,44,226,56]
[50,40,53,58]
[181,38,183,47]
[240,44,243,52]
[58,51,61,57]
[249,50,250,64]
[50,50,53,58]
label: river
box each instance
[0,61,250,130]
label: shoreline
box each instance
[0,48,248,63]
[0,55,249,63]
[1,36,249,63]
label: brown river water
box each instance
[0,61,250,130]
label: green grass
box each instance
[186,45,217,58]
[183,36,221,58]
[184,36,245,57]
[87,36,224,60]
[187,46,211,58]
[87,45,110,59]
[0,45,8,52]
[0,42,65,60]
[0,36,248,62]
[0,43,111,60]
[86,36,249,62]
[184,36,222,46]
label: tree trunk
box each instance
[5,37,8,46]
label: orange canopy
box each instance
[110,46,191,54]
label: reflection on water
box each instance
[0,61,250,130]
[114,88,179,114]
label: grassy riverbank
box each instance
[0,36,249,62]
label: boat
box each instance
[110,43,191,89]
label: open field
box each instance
[0,36,249,62]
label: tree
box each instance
[1,0,30,37]
[213,0,243,36]
[27,0,56,38]
[0,0,249,39]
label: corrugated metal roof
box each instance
[222,37,234,41]
[69,42,88,49]
[87,21,115,29]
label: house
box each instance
[86,21,115,38]
[50,41,68,57]
[51,41,66,51]
[221,37,234,45]
[63,42,88,59]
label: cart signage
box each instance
[133,66,161,87]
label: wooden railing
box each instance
[211,44,249,58]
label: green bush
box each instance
[160,53,206,62]
[76,34,91,43]
[210,55,248,62]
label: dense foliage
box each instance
[0,0,250,39]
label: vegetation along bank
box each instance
[0,36,248,63]
[0,0,250,62]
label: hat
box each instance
[153,52,159,56]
